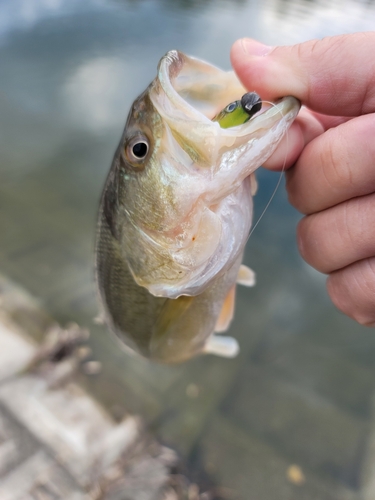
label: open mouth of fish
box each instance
[153,50,299,173]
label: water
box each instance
[1,1,375,498]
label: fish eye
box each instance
[125,135,150,165]
[226,102,237,113]
[132,141,148,158]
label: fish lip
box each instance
[155,50,214,124]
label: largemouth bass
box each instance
[96,50,300,363]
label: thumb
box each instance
[230,33,375,116]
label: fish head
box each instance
[105,50,300,299]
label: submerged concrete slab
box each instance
[0,275,186,499]
[0,322,36,381]
[0,374,140,489]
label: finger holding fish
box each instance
[230,33,375,174]
[294,115,375,324]
[287,114,375,214]
[230,34,375,115]
[263,108,324,171]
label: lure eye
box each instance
[125,135,150,165]
[226,102,237,113]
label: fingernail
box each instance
[241,38,272,57]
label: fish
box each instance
[95,50,300,364]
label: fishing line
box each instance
[247,100,290,240]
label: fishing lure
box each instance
[212,92,262,128]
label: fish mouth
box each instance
[155,50,299,125]
[151,50,300,169]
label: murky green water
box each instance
[1,1,375,498]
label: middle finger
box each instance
[286,113,375,215]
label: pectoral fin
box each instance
[250,173,258,196]
[215,285,236,333]
[237,265,256,287]
[204,335,239,358]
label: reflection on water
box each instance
[1,0,375,498]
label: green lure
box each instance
[212,92,262,129]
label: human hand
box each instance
[231,33,375,325]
